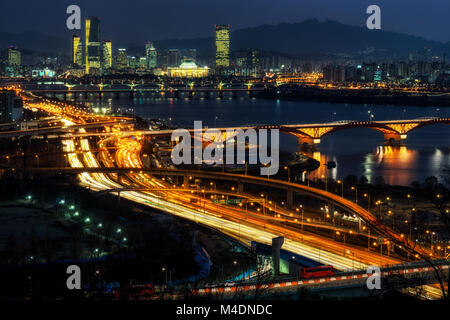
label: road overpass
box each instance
[18,166,431,256]
[164,259,450,299]
[0,120,132,138]
[60,117,450,147]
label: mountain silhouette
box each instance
[2,19,449,58]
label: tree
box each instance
[344,174,358,187]
[359,176,368,185]
[374,176,385,186]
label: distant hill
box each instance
[0,31,68,54]
[2,19,450,58]
[230,19,449,56]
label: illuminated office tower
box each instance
[102,40,112,69]
[168,49,179,67]
[72,35,83,67]
[145,42,157,69]
[116,48,127,70]
[85,17,101,74]
[215,24,230,68]
[8,46,21,67]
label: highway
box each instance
[10,87,445,298]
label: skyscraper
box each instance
[145,42,157,69]
[168,49,180,67]
[116,48,127,70]
[85,17,101,74]
[215,25,230,68]
[102,40,112,69]
[72,35,83,67]
[8,46,21,67]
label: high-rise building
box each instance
[85,17,101,74]
[127,56,140,69]
[102,40,112,69]
[215,25,230,68]
[0,90,22,123]
[116,48,127,70]
[181,49,197,62]
[8,46,21,67]
[168,49,180,67]
[72,35,83,67]
[145,42,157,69]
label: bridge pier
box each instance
[114,92,120,99]
[383,133,406,145]
[286,190,293,210]
[174,91,180,99]
[218,91,223,99]
[188,91,194,99]
[183,175,189,187]
[272,237,284,276]
[83,91,88,99]
[297,136,320,150]
[129,91,134,99]
[238,183,244,194]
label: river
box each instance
[68,93,450,186]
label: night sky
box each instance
[1,0,449,43]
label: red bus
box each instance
[300,265,334,279]
[115,284,154,299]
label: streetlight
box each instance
[346,250,355,270]
[162,267,168,287]
[284,166,290,182]
[321,174,327,192]
[351,186,358,203]
[337,180,343,197]
[363,193,371,212]
[375,200,382,220]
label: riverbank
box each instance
[258,86,450,107]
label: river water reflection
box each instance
[73,94,450,186]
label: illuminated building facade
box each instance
[0,90,22,122]
[85,17,101,74]
[168,49,180,67]
[215,24,230,68]
[167,58,209,78]
[116,48,128,70]
[145,42,157,69]
[8,46,21,67]
[102,40,112,69]
[72,35,83,67]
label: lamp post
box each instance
[321,174,327,192]
[337,180,343,197]
[351,186,358,203]
[284,166,290,182]
[162,267,168,287]
[376,200,382,220]
[346,250,355,271]
[363,193,371,212]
